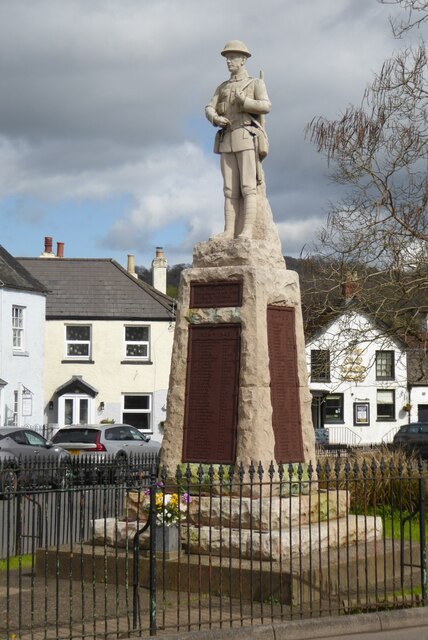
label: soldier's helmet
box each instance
[220,40,251,58]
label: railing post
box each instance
[149,465,157,636]
[419,462,427,605]
[15,492,22,557]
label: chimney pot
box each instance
[44,236,53,253]
[152,247,168,294]
[342,271,361,302]
[56,242,64,258]
[127,254,138,278]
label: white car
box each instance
[51,423,161,460]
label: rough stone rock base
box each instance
[183,516,383,561]
[187,492,348,529]
[124,491,348,531]
[92,515,382,562]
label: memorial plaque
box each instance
[190,281,243,308]
[267,306,304,463]
[183,324,240,463]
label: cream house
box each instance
[18,252,175,440]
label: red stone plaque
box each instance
[183,324,240,463]
[267,306,304,463]
[190,281,243,308]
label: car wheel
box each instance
[0,468,18,499]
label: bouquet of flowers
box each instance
[145,484,192,526]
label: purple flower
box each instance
[182,492,192,504]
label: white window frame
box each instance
[65,324,92,360]
[124,325,150,361]
[375,350,395,381]
[12,390,18,426]
[122,393,152,432]
[12,305,25,351]
[310,349,331,382]
[58,394,93,426]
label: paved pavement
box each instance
[152,607,428,639]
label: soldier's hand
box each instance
[214,115,230,127]
[234,90,245,105]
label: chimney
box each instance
[127,254,138,278]
[56,242,64,258]
[151,247,167,294]
[342,271,361,303]
[40,236,55,258]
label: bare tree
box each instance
[380,0,428,36]
[305,1,428,350]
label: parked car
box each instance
[0,427,71,493]
[392,422,428,457]
[50,424,161,483]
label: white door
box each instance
[58,394,92,426]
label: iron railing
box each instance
[0,450,427,638]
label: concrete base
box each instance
[36,535,407,607]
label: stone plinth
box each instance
[160,252,316,485]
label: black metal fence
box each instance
[0,449,427,638]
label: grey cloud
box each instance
[0,0,404,259]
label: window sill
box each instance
[13,350,29,357]
[324,421,345,425]
[311,379,331,383]
[120,360,153,365]
[376,418,397,422]
[61,359,95,364]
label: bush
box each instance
[316,445,427,514]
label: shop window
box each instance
[324,394,344,423]
[377,389,395,420]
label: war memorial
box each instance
[91,39,381,599]
[160,39,316,478]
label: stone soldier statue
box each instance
[205,40,271,239]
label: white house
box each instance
[407,348,428,424]
[306,308,409,445]
[0,246,47,427]
[19,247,175,441]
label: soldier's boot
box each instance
[239,194,257,238]
[213,197,239,239]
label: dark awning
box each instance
[54,376,98,398]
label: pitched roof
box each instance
[0,246,47,294]
[17,258,174,321]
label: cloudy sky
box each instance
[0,0,408,268]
